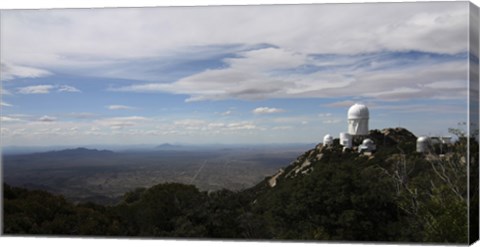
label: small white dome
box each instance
[323,134,334,145]
[348,103,369,119]
[417,136,430,153]
[417,136,430,143]
[362,138,374,145]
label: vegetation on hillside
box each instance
[3,128,476,243]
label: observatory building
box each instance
[358,138,376,153]
[347,103,369,135]
[323,134,333,146]
[416,136,430,153]
[339,132,352,149]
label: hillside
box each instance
[246,127,474,242]
[3,127,476,243]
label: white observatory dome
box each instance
[362,138,374,145]
[347,103,369,135]
[348,103,369,120]
[323,134,333,146]
[358,138,376,153]
[417,136,429,143]
[416,136,430,153]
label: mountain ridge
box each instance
[27,147,116,157]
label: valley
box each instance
[2,145,309,204]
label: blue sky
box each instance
[0,2,474,146]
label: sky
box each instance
[0,1,475,146]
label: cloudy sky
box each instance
[0,2,474,146]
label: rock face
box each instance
[268,169,285,187]
[265,128,418,187]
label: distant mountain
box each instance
[155,143,183,150]
[29,147,115,157]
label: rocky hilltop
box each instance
[242,127,471,242]
[265,127,418,188]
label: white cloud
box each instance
[1,4,467,67]
[95,116,148,129]
[208,122,226,128]
[114,47,467,102]
[272,116,313,125]
[227,121,256,130]
[58,85,81,92]
[173,119,207,130]
[372,104,465,114]
[17,85,55,94]
[38,115,57,122]
[16,84,81,94]
[318,113,341,124]
[0,116,22,122]
[318,113,332,117]
[225,47,307,71]
[168,118,260,133]
[67,112,98,119]
[252,107,285,115]
[423,80,466,89]
[324,100,357,108]
[0,115,289,146]
[1,62,51,81]
[1,4,469,104]
[174,119,207,126]
[322,119,342,124]
[107,105,135,110]
[1,101,12,107]
[0,3,468,86]
[364,87,422,100]
[272,126,293,130]
[112,47,301,101]
[220,110,232,116]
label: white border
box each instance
[0,0,478,9]
[0,1,479,247]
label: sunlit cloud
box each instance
[0,116,23,122]
[17,85,55,94]
[1,63,51,81]
[0,3,471,146]
[38,115,57,122]
[252,107,285,115]
[95,116,148,129]
[58,85,81,93]
[113,48,467,102]
[17,84,81,94]
[1,101,13,107]
[107,105,135,110]
[67,112,98,119]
